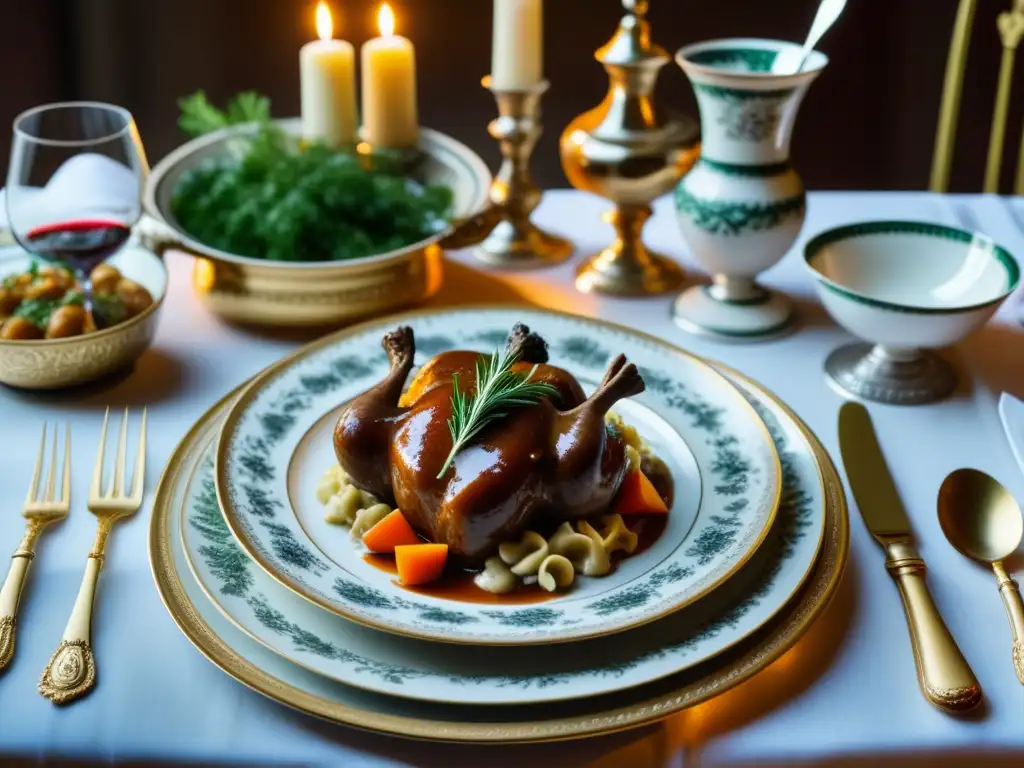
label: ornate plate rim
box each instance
[212,306,784,645]
[149,366,848,743]
[179,368,826,706]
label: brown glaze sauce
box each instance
[362,513,670,605]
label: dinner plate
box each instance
[215,308,783,645]
[151,370,848,742]
[184,367,825,705]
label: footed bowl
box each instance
[804,220,1020,404]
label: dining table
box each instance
[1,188,1023,767]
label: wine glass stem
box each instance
[78,273,99,329]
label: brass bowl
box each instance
[143,119,492,328]
[0,240,167,390]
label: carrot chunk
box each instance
[395,543,449,586]
[614,469,669,515]
[362,509,421,554]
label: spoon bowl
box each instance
[938,467,1024,685]
[938,468,1023,563]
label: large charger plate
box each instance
[214,308,783,645]
[150,368,848,742]
[183,366,825,705]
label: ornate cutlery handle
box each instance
[993,562,1024,684]
[38,521,112,704]
[884,538,982,713]
[0,522,46,672]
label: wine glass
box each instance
[5,101,148,328]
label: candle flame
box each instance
[316,1,333,40]
[378,3,395,37]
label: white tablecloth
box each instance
[2,191,1024,767]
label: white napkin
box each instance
[0,153,140,231]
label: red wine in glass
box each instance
[25,219,133,276]
[6,102,148,328]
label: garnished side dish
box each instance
[320,324,673,599]
[170,91,455,263]
[0,263,153,341]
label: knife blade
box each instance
[998,393,1024,478]
[837,401,982,713]
[838,401,912,539]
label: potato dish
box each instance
[0,263,154,340]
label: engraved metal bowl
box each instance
[143,119,492,329]
[0,238,167,390]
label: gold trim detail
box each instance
[38,640,96,705]
[148,352,849,743]
[925,685,984,711]
[0,615,13,670]
[212,306,784,646]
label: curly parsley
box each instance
[170,91,454,263]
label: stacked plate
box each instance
[149,307,849,742]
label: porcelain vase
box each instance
[672,39,828,341]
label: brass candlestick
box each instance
[470,77,573,269]
[559,0,700,296]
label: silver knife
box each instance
[999,393,1024,478]
[838,401,982,713]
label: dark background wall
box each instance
[1,0,1020,193]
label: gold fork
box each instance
[39,407,146,704]
[0,424,71,673]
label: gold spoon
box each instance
[938,468,1024,684]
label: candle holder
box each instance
[469,76,573,269]
[559,0,700,296]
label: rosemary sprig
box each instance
[437,347,559,479]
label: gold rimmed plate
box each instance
[213,308,783,645]
[180,362,826,705]
[150,367,848,740]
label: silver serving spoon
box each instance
[772,0,848,75]
[938,468,1024,684]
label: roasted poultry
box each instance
[333,324,645,565]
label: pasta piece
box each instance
[537,555,574,592]
[575,521,613,576]
[498,531,550,576]
[351,503,393,539]
[324,485,363,526]
[474,556,518,594]
[550,521,611,577]
[600,514,639,556]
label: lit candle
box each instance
[491,0,543,90]
[300,2,357,147]
[361,3,419,149]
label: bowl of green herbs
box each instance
[143,92,492,328]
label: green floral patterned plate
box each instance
[187,366,824,705]
[215,308,782,645]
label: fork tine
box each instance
[45,421,60,502]
[130,407,147,503]
[26,423,46,506]
[61,423,71,506]
[108,407,129,498]
[91,408,110,500]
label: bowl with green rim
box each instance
[804,219,1020,405]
